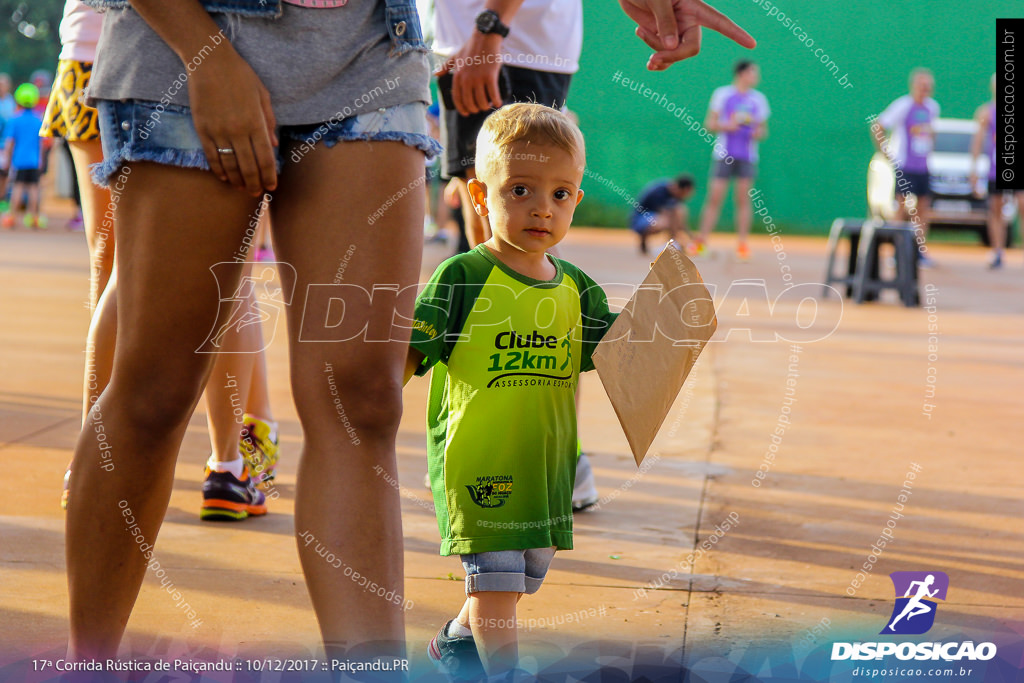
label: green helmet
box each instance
[14,83,39,108]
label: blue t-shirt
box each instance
[3,110,43,171]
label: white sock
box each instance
[207,454,246,479]
[446,619,472,638]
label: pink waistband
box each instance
[282,0,348,6]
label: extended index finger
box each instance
[696,0,756,49]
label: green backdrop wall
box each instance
[570,0,1009,232]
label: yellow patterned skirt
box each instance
[40,60,100,142]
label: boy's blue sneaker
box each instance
[427,620,486,681]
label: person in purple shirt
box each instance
[691,60,769,261]
[970,74,1017,269]
[874,68,940,267]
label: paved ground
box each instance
[1,216,1022,681]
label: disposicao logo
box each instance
[831,571,997,662]
[882,571,948,635]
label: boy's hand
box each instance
[619,0,756,71]
[404,348,425,386]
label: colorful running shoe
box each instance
[24,213,47,229]
[736,243,751,262]
[427,620,486,681]
[686,240,706,258]
[1,213,14,229]
[239,414,279,488]
[200,466,267,521]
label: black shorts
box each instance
[439,66,572,179]
[13,168,40,184]
[712,157,757,180]
[897,171,930,198]
[988,178,1005,198]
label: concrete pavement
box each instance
[1,222,1022,681]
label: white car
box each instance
[867,118,1016,246]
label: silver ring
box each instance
[217,147,235,154]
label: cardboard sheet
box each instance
[592,241,718,465]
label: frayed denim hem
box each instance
[89,144,210,188]
[315,131,442,159]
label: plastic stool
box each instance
[823,218,871,299]
[852,221,920,307]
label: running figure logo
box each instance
[198,262,295,353]
[881,571,949,635]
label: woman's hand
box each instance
[188,41,279,196]
[127,1,278,195]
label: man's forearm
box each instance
[482,0,528,27]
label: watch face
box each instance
[477,11,496,32]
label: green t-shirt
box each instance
[411,244,617,556]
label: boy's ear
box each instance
[575,189,584,207]
[467,178,489,217]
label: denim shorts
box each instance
[91,98,442,187]
[461,547,556,595]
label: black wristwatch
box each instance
[475,9,510,38]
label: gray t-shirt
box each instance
[89,3,432,126]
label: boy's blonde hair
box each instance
[475,103,586,181]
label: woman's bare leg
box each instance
[66,162,260,659]
[83,268,118,419]
[271,140,423,658]
[71,140,117,419]
[69,140,113,307]
[204,261,260,463]
[244,212,276,421]
[245,328,274,421]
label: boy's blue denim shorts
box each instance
[91,98,442,188]
[461,547,556,595]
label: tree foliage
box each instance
[0,0,64,83]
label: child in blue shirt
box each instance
[2,83,45,229]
